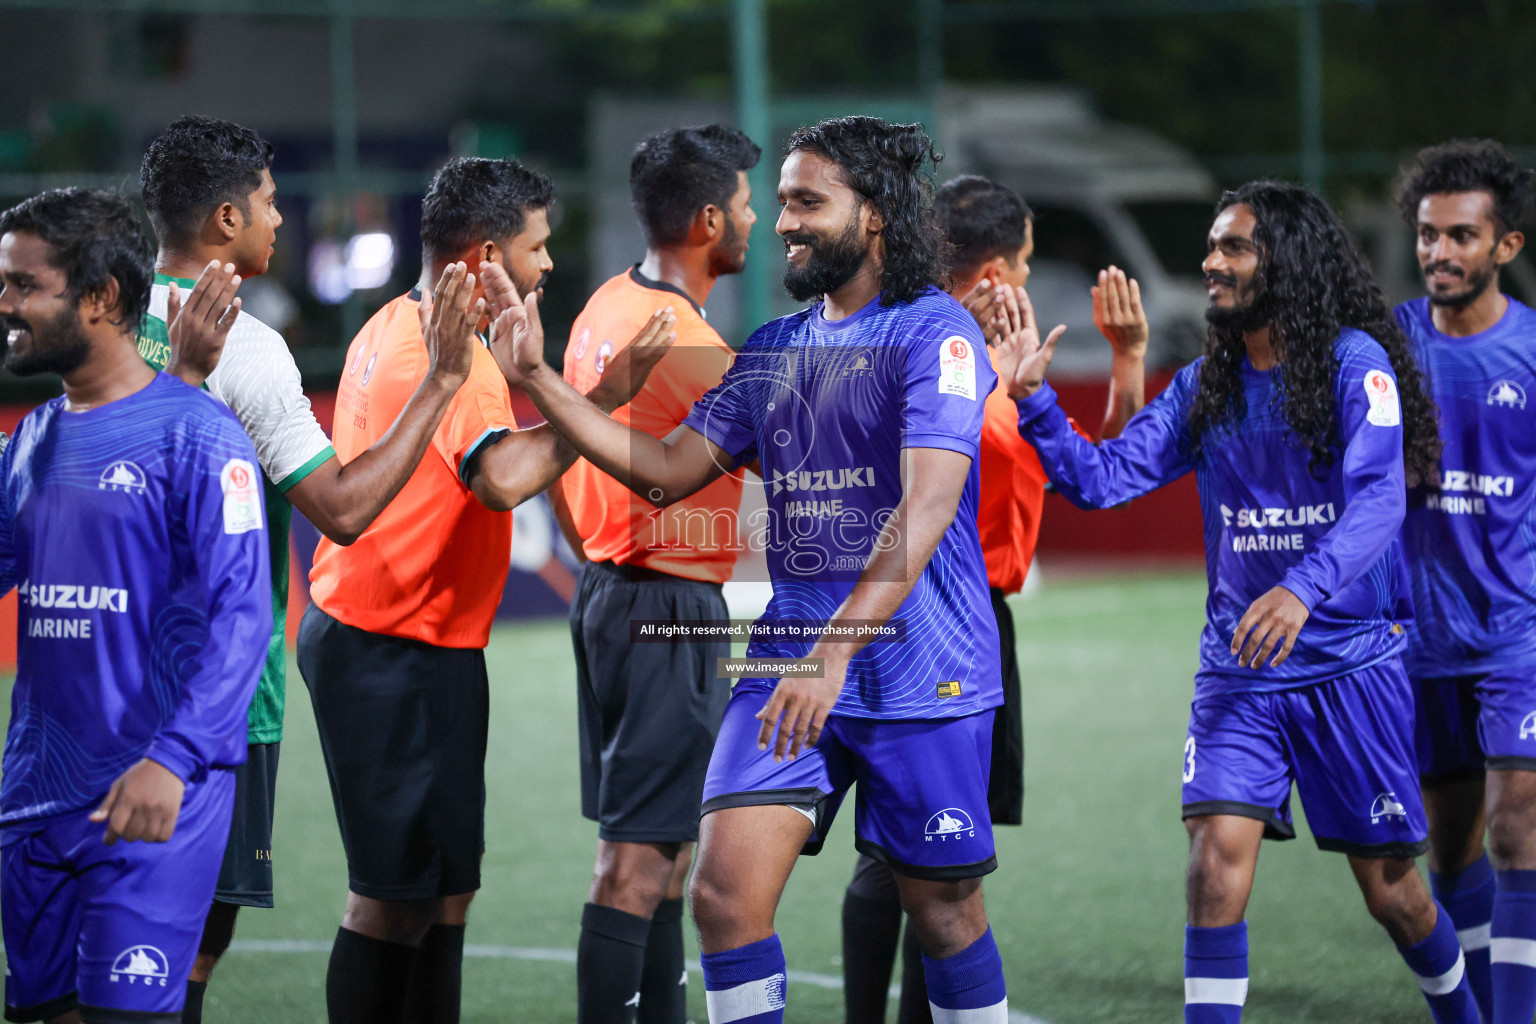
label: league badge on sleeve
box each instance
[221,458,264,535]
[1363,369,1400,427]
[938,336,977,400]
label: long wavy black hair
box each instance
[785,117,945,306]
[1187,181,1441,483]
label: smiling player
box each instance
[997,181,1477,1023]
[1393,139,1536,1024]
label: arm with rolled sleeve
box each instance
[1277,358,1406,611]
[145,427,273,783]
[1015,373,1196,509]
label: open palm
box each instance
[993,284,1066,400]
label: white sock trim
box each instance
[1456,923,1492,952]
[1491,937,1536,968]
[1415,949,1466,996]
[1184,976,1249,1005]
[928,997,1010,1023]
[704,974,787,1022]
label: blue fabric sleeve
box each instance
[145,424,273,783]
[0,432,16,599]
[901,316,993,458]
[1278,344,1406,611]
[1015,371,1197,509]
[682,343,760,468]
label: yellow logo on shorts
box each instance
[936,681,962,698]
[1391,622,1405,635]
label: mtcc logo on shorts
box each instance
[924,807,976,842]
[1520,711,1536,741]
[1370,792,1408,825]
[110,945,169,986]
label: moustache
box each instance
[1424,261,1464,278]
[1,316,28,340]
[782,233,818,250]
[1205,271,1237,289]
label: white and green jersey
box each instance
[139,272,335,743]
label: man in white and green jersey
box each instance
[139,115,477,1024]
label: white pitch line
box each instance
[227,939,1051,1024]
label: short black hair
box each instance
[935,176,1032,274]
[630,125,761,248]
[1396,138,1535,234]
[0,188,155,327]
[420,157,556,263]
[785,116,945,306]
[140,115,274,247]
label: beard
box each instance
[1204,271,1271,333]
[708,216,748,277]
[3,306,91,377]
[783,214,868,303]
[1425,259,1497,309]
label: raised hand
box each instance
[587,308,678,413]
[481,261,546,386]
[958,278,1003,344]
[993,284,1066,401]
[1092,265,1148,355]
[89,758,185,844]
[165,260,242,387]
[417,261,480,385]
[1231,585,1309,669]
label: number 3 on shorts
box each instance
[1182,736,1196,783]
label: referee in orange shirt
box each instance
[548,125,761,1024]
[298,157,673,1024]
[839,176,1151,1023]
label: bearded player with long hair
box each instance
[997,181,1477,1023]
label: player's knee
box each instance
[342,893,440,947]
[1486,802,1536,868]
[1358,864,1435,945]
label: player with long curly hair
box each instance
[994,180,1477,1024]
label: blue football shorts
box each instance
[2,768,235,1021]
[1181,657,1428,859]
[701,680,998,880]
[1414,666,1536,785]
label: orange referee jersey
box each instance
[308,290,518,649]
[560,268,744,582]
[979,343,1051,595]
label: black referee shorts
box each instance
[989,586,1024,826]
[296,604,488,901]
[572,560,731,844]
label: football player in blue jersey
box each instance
[1394,139,1536,1024]
[996,180,1478,1023]
[498,117,1009,1023]
[0,188,271,1024]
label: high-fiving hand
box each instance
[165,260,242,387]
[415,261,481,386]
[1092,265,1148,355]
[479,261,545,385]
[587,308,678,412]
[992,284,1067,401]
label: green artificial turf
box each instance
[2,571,1436,1022]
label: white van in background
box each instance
[937,86,1215,373]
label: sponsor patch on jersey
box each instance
[937,680,962,698]
[938,336,977,400]
[1363,369,1400,427]
[221,458,263,535]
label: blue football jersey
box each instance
[1016,330,1412,697]
[0,373,272,829]
[1397,296,1536,678]
[683,287,1001,720]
